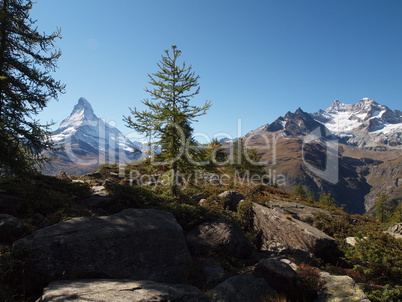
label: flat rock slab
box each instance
[14,209,191,284]
[37,279,210,302]
[315,272,370,302]
[266,199,331,224]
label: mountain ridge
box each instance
[243,98,402,214]
[311,98,402,149]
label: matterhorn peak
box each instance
[77,97,93,110]
[71,97,96,119]
[57,97,97,131]
[49,97,144,175]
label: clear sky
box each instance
[32,0,402,143]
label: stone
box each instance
[253,258,299,301]
[55,171,72,181]
[0,214,23,243]
[193,193,205,203]
[264,199,331,225]
[190,258,227,290]
[206,274,277,302]
[252,203,336,259]
[345,237,358,247]
[218,191,245,211]
[198,199,219,208]
[84,171,105,179]
[14,209,191,284]
[281,258,299,272]
[91,185,108,196]
[186,218,255,259]
[71,180,85,184]
[37,279,210,302]
[385,223,402,239]
[315,272,370,302]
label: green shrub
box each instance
[363,284,402,302]
[313,212,381,240]
[161,202,223,232]
[236,199,254,232]
[297,263,325,301]
[0,245,46,302]
[0,175,90,215]
[104,182,165,212]
[293,184,307,198]
[345,233,402,286]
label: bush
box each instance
[235,199,254,232]
[297,263,325,301]
[363,284,402,302]
[161,202,223,232]
[313,212,381,240]
[0,245,46,301]
[0,175,90,215]
[345,233,402,286]
[104,182,166,212]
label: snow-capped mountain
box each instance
[246,107,330,139]
[242,98,402,214]
[47,98,143,175]
[312,98,402,149]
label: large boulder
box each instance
[385,223,402,239]
[315,272,370,302]
[253,258,299,301]
[13,209,191,284]
[0,214,23,243]
[186,218,255,259]
[252,203,336,259]
[37,279,210,302]
[206,274,277,302]
[264,199,331,224]
[218,191,245,211]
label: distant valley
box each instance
[243,98,402,214]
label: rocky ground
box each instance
[1,169,400,301]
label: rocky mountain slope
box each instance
[244,98,402,214]
[44,98,144,175]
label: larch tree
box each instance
[375,191,394,223]
[124,45,211,195]
[0,0,65,175]
[228,138,266,178]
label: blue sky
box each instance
[33,0,402,142]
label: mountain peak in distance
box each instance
[48,97,144,175]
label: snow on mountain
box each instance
[245,97,401,150]
[246,107,329,139]
[311,98,402,149]
[52,97,143,166]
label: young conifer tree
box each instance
[0,0,65,175]
[229,138,266,178]
[124,46,211,195]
